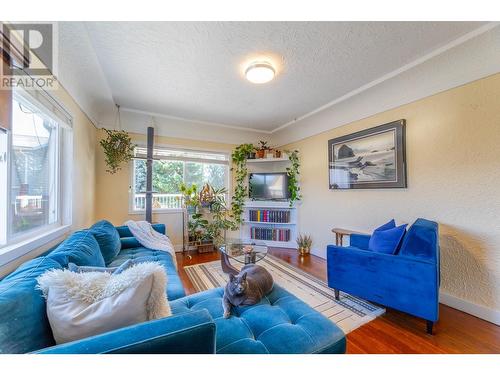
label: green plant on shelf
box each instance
[179,182,200,213]
[184,183,235,247]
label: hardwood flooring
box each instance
[175,248,500,354]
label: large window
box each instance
[0,91,72,259]
[131,147,229,211]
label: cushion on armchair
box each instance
[374,219,396,232]
[368,223,407,254]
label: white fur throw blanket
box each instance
[125,220,177,269]
[37,262,170,344]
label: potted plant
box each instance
[247,147,256,159]
[199,183,215,208]
[256,141,270,159]
[187,184,236,253]
[179,183,200,214]
[100,129,135,174]
[296,234,312,256]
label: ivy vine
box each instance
[285,150,301,207]
[230,143,254,225]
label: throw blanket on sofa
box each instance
[125,220,177,269]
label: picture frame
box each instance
[328,119,407,189]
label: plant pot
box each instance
[298,247,311,256]
[198,241,214,253]
[247,152,256,159]
[275,150,282,158]
[256,150,265,159]
[266,151,274,159]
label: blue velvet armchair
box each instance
[327,218,440,334]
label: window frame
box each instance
[129,144,231,214]
[0,90,73,267]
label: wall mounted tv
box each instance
[249,173,290,200]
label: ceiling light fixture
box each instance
[245,61,275,84]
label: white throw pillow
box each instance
[37,261,171,344]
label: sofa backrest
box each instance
[0,257,63,353]
[399,218,439,262]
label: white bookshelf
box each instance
[240,199,298,249]
[237,156,299,249]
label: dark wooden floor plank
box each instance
[176,248,500,354]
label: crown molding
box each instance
[120,107,272,134]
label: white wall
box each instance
[281,73,500,320]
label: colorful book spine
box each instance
[248,210,290,223]
[250,227,291,242]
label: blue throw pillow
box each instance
[369,224,407,254]
[48,231,105,267]
[89,220,121,264]
[374,219,396,232]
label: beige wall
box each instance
[283,73,500,313]
[0,83,98,276]
[95,131,235,249]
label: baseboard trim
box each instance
[439,292,500,326]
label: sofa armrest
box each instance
[349,234,370,250]
[34,310,216,354]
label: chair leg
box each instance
[334,289,340,301]
[426,320,434,335]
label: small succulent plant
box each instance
[296,234,312,253]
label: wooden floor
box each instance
[176,248,500,354]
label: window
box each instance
[0,91,72,260]
[131,147,230,211]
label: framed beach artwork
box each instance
[328,119,407,189]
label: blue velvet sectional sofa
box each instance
[0,221,346,354]
[327,218,439,334]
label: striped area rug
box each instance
[184,255,385,333]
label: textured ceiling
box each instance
[61,21,486,131]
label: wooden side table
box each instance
[331,228,364,246]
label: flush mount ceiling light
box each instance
[245,61,276,84]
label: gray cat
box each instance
[222,264,274,318]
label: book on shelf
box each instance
[250,227,291,242]
[248,209,290,223]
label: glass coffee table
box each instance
[218,239,268,275]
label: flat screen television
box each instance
[249,173,290,200]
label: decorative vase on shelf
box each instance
[256,150,265,159]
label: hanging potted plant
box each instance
[100,105,135,174]
[100,129,135,174]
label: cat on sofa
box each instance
[222,264,274,318]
